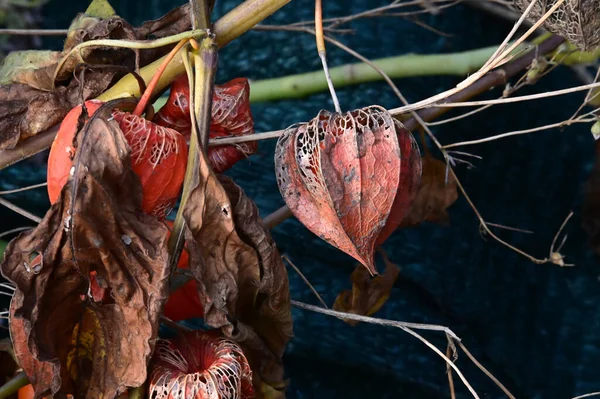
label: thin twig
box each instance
[433,81,600,108]
[0,283,15,292]
[290,299,460,340]
[443,118,589,149]
[0,182,47,195]
[572,393,600,399]
[160,316,194,333]
[282,255,328,309]
[315,0,341,112]
[0,197,41,223]
[262,204,294,229]
[0,28,68,35]
[426,104,494,126]
[456,341,516,399]
[446,339,457,399]
[398,327,479,399]
[0,226,33,239]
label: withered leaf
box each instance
[182,149,293,397]
[0,2,197,150]
[57,12,138,83]
[0,71,117,152]
[0,50,61,91]
[333,254,400,326]
[400,153,458,228]
[8,298,56,393]
[136,3,192,39]
[275,106,402,275]
[0,84,72,150]
[1,100,170,398]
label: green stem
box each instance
[248,45,503,102]
[128,385,145,399]
[0,240,7,262]
[0,372,29,399]
[189,0,211,30]
[98,0,290,102]
[167,36,217,290]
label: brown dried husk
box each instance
[513,0,600,50]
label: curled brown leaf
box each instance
[182,149,293,397]
[333,253,400,326]
[1,100,170,398]
[400,153,458,228]
[0,2,196,150]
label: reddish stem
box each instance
[132,39,189,117]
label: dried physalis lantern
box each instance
[163,220,205,322]
[512,0,600,50]
[148,330,255,399]
[275,106,419,274]
[375,118,421,246]
[46,104,188,221]
[153,74,257,172]
[111,111,187,219]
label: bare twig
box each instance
[443,118,591,149]
[315,0,341,112]
[0,182,47,195]
[0,226,33,239]
[456,341,516,399]
[446,338,457,399]
[432,81,600,108]
[160,316,195,333]
[0,197,41,223]
[282,255,328,309]
[206,35,567,149]
[290,299,460,339]
[0,28,68,35]
[262,205,293,229]
[572,393,600,399]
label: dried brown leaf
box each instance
[1,100,170,398]
[0,69,116,151]
[0,2,197,150]
[400,153,458,228]
[333,254,400,326]
[0,84,72,150]
[57,13,138,83]
[182,151,293,397]
[0,50,61,91]
[136,3,192,39]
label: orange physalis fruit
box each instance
[163,220,204,321]
[47,99,104,204]
[46,103,188,221]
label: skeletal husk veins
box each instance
[275,106,403,274]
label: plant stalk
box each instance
[167,36,217,291]
[190,0,211,30]
[98,0,289,102]
[0,372,29,399]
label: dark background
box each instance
[1,1,599,398]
